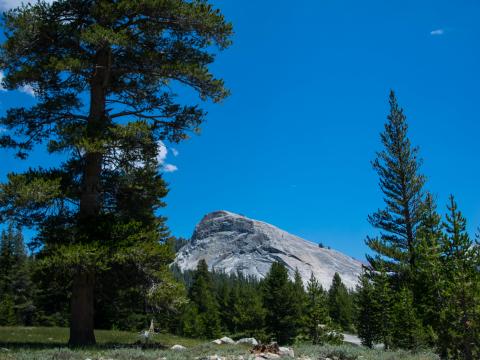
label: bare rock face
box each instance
[174,211,362,289]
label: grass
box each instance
[0,327,440,360]
[295,343,440,360]
[0,326,203,349]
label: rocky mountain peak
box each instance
[175,211,362,289]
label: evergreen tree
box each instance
[328,272,354,331]
[0,0,232,345]
[438,196,480,360]
[0,224,34,325]
[305,272,340,345]
[413,193,444,344]
[371,267,394,349]
[366,91,426,283]
[292,268,307,331]
[390,287,425,350]
[232,282,265,338]
[262,262,299,344]
[186,260,221,339]
[355,270,380,348]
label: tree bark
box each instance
[69,47,111,346]
[69,269,96,346]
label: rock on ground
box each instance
[170,344,187,350]
[236,338,259,346]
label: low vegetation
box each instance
[0,327,438,360]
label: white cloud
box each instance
[163,164,178,173]
[0,0,22,10]
[0,71,36,96]
[157,141,178,172]
[19,84,35,97]
[157,141,168,164]
[430,29,445,36]
[0,0,53,10]
[0,71,5,91]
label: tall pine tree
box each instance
[0,0,232,345]
[366,91,425,283]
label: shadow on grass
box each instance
[0,341,168,351]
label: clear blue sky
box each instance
[1,0,479,261]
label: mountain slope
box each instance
[174,211,362,289]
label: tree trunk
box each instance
[69,269,96,346]
[69,47,111,347]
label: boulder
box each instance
[220,336,235,344]
[212,336,235,345]
[236,338,258,346]
[170,344,186,351]
[278,346,294,358]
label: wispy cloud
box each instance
[157,141,168,164]
[0,71,5,91]
[0,0,53,10]
[163,164,178,173]
[20,84,35,97]
[430,29,445,36]
[157,141,178,173]
[0,71,36,96]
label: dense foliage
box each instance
[358,91,480,359]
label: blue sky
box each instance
[1,0,479,261]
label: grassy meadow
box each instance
[0,327,439,360]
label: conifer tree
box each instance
[371,267,394,349]
[0,224,34,325]
[0,0,232,345]
[356,270,380,348]
[292,268,307,331]
[305,272,339,345]
[187,260,221,339]
[232,283,265,338]
[390,287,425,350]
[262,262,299,344]
[366,91,426,283]
[413,193,444,343]
[328,272,353,331]
[438,196,480,360]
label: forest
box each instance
[0,0,478,359]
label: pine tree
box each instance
[0,224,34,325]
[292,268,307,331]
[305,272,339,345]
[187,260,221,339]
[391,287,425,350]
[371,267,394,349]
[262,262,299,344]
[0,0,232,345]
[438,196,480,360]
[413,193,444,344]
[366,91,426,283]
[232,282,265,338]
[355,270,380,348]
[328,273,354,331]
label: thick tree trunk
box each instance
[69,270,96,346]
[69,47,111,347]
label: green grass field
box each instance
[0,327,439,360]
